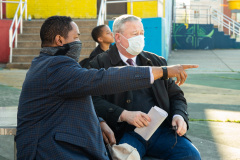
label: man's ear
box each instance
[54,35,64,46]
[115,33,121,43]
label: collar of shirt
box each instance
[118,51,137,66]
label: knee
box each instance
[179,143,201,160]
[189,145,201,160]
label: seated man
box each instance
[15,16,197,159]
[89,14,201,160]
[80,24,114,68]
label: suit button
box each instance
[126,99,131,103]
[108,108,114,112]
[105,151,108,156]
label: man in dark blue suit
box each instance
[16,16,198,159]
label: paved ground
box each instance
[168,50,240,160]
[0,49,240,160]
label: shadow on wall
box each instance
[172,23,240,50]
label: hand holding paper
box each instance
[134,106,168,141]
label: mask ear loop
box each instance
[118,33,128,50]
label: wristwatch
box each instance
[161,66,168,80]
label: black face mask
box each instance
[54,41,82,62]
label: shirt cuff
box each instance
[117,116,122,122]
[149,67,154,84]
[173,114,184,120]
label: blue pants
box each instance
[119,126,201,160]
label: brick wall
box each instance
[6,0,97,19]
[223,0,232,35]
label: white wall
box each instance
[174,0,224,24]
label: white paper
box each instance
[134,106,168,140]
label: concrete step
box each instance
[23,26,94,34]
[7,54,90,69]
[6,62,31,69]
[8,19,100,69]
[17,41,96,48]
[18,34,40,41]
[18,34,93,41]
[12,55,36,63]
[12,54,91,63]
[12,48,94,56]
[23,20,98,27]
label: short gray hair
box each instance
[112,14,141,36]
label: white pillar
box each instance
[0,1,2,19]
[14,15,18,48]
[130,0,133,15]
[20,0,23,34]
[157,0,164,17]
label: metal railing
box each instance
[211,8,240,38]
[97,0,106,26]
[174,5,240,40]
[0,0,27,63]
[174,5,211,24]
[97,0,164,26]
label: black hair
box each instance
[40,16,73,47]
[91,25,107,43]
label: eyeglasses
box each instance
[171,126,178,149]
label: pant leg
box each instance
[146,126,201,160]
[118,132,147,158]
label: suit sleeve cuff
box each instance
[98,117,105,123]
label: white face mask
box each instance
[120,34,145,56]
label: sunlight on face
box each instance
[63,22,81,44]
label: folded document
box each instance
[134,106,168,140]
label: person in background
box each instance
[80,24,114,68]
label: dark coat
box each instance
[16,52,151,159]
[89,44,188,141]
[79,44,112,68]
[79,45,104,68]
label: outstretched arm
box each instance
[152,64,199,85]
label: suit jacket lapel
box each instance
[108,44,126,67]
[138,52,153,66]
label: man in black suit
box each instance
[89,14,201,160]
